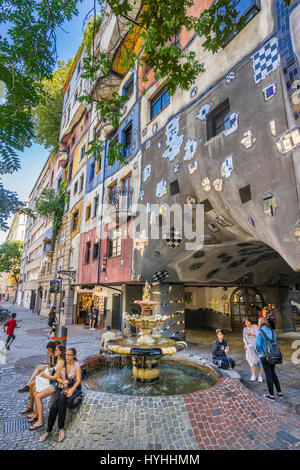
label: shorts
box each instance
[89,314,96,321]
[6,335,15,344]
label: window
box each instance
[109,182,118,205]
[85,241,91,263]
[67,106,71,122]
[85,204,91,220]
[93,243,99,260]
[122,175,132,210]
[108,229,122,257]
[206,99,231,140]
[93,196,99,217]
[123,123,132,157]
[79,174,84,192]
[69,250,74,268]
[80,144,86,161]
[170,180,180,196]
[73,181,79,195]
[150,87,170,120]
[201,199,213,213]
[123,75,134,98]
[72,135,76,146]
[107,136,118,166]
[239,185,252,204]
[88,160,96,183]
[72,210,79,231]
[221,0,261,46]
[68,162,73,182]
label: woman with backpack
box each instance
[256,317,283,401]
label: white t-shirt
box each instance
[101,331,116,350]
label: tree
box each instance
[0,182,30,231]
[33,59,73,155]
[0,240,23,285]
[34,181,68,247]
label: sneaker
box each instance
[263,394,275,400]
[250,375,256,382]
[276,392,283,398]
[90,328,96,331]
[5,345,10,351]
[257,376,263,383]
[18,385,30,393]
[231,361,236,369]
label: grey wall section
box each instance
[278,287,300,332]
[152,283,186,340]
[185,308,232,332]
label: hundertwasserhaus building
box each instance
[18,0,300,334]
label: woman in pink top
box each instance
[39,348,81,443]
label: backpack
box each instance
[260,328,282,365]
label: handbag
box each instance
[64,364,83,409]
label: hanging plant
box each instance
[35,181,68,247]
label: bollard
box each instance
[52,324,68,347]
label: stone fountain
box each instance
[106,282,187,384]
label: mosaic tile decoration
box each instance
[221,156,233,178]
[162,117,184,162]
[251,37,280,84]
[196,104,211,120]
[152,123,158,133]
[173,163,180,173]
[142,128,147,136]
[248,216,255,227]
[152,270,170,281]
[157,141,162,149]
[276,127,300,154]
[139,190,144,200]
[241,130,256,149]
[201,177,211,192]
[190,86,197,98]
[213,179,223,192]
[184,139,198,161]
[188,161,198,174]
[225,71,235,84]
[156,179,168,197]
[270,120,276,136]
[262,82,277,101]
[216,215,232,227]
[275,0,300,93]
[143,164,151,183]
[223,113,238,136]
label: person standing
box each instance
[89,301,96,330]
[243,317,263,382]
[3,313,21,351]
[256,317,283,400]
[99,326,116,353]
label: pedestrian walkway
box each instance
[0,303,299,450]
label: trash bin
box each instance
[52,324,68,347]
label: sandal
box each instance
[39,432,51,443]
[27,412,36,418]
[29,423,44,430]
[58,430,65,442]
[28,417,37,423]
[21,407,33,414]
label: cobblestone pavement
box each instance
[0,303,299,450]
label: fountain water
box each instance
[106,282,187,384]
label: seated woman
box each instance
[28,344,65,429]
[20,341,57,412]
[39,347,82,443]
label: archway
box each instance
[230,287,264,330]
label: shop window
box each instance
[207,99,231,140]
[150,87,170,120]
[239,185,252,204]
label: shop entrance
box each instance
[76,293,92,325]
[230,287,264,330]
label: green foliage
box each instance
[0,240,23,284]
[0,182,27,231]
[35,181,68,247]
[33,60,73,151]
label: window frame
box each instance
[122,122,133,158]
[72,210,79,232]
[123,74,134,99]
[150,87,170,120]
[206,99,230,140]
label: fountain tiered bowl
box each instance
[106,295,187,384]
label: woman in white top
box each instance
[243,317,263,383]
[28,344,65,430]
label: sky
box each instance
[0,0,95,241]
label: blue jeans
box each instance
[221,355,234,366]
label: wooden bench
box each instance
[293,316,300,332]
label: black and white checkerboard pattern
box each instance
[252,37,280,84]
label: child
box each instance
[212,329,236,369]
[3,313,21,350]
